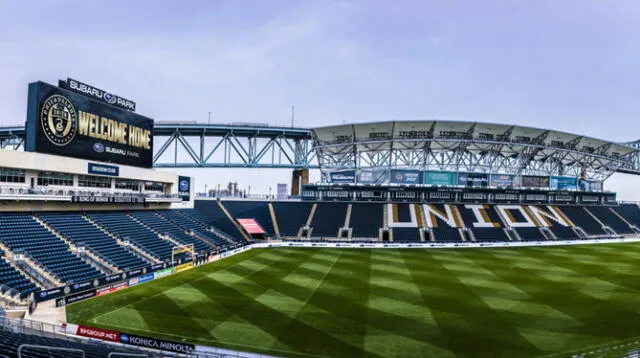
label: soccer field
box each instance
[67,245,640,358]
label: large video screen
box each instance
[25,81,153,168]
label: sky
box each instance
[1,0,640,198]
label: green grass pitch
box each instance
[67,245,640,358]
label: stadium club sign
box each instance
[25,81,154,168]
[59,78,136,112]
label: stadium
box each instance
[0,77,640,358]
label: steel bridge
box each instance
[0,123,318,169]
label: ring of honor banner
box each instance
[25,81,154,168]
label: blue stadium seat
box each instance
[558,206,606,236]
[156,210,231,249]
[0,254,37,299]
[39,213,148,271]
[587,206,634,234]
[129,211,211,253]
[86,212,175,261]
[222,201,275,237]
[272,202,314,237]
[350,203,382,238]
[310,202,347,238]
[0,214,101,283]
[189,202,248,243]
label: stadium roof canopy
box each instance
[312,120,640,181]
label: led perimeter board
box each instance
[25,81,153,168]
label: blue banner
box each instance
[390,170,422,184]
[458,173,488,187]
[550,176,577,190]
[330,170,356,183]
[357,169,388,184]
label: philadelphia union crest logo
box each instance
[41,95,77,146]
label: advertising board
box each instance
[457,173,489,187]
[25,81,154,167]
[550,176,577,190]
[490,174,519,188]
[424,171,457,185]
[119,333,195,353]
[76,325,120,342]
[389,169,422,184]
[329,170,356,183]
[521,175,550,188]
[357,169,388,184]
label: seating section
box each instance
[350,203,383,238]
[393,228,421,242]
[0,255,37,298]
[588,206,634,234]
[516,227,545,241]
[0,214,101,283]
[39,213,148,271]
[190,202,248,242]
[129,211,210,253]
[222,201,275,236]
[459,206,510,242]
[272,202,314,237]
[0,327,143,358]
[547,224,579,240]
[559,206,607,236]
[612,204,640,228]
[87,212,175,261]
[310,202,348,237]
[156,210,230,249]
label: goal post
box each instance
[172,243,195,264]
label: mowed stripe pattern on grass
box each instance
[67,245,640,358]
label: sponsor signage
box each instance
[26,81,153,168]
[521,175,550,188]
[490,174,519,188]
[59,78,136,112]
[150,263,165,272]
[35,286,65,302]
[329,170,356,184]
[76,325,120,342]
[424,171,457,185]
[390,169,422,184]
[178,176,191,201]
[68,279,100,294]
[96,282,128,297]
[56,289,97,307]
[129,273,154,287]
[176,262,193,272]
[71,196,145,204]
[88,163,119,177]
[457,173,488,188]
[550,176,577,190]
[153,267,176,279]
[126,267,146,278]
[357,169,388,184]
[119,333,195,354]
